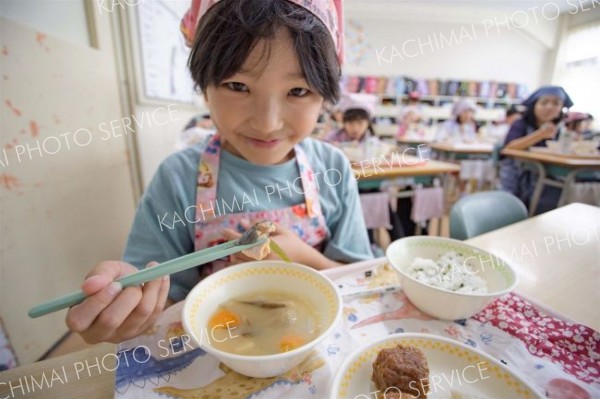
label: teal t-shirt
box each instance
[122,136,373,301]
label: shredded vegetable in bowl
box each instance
[407,251,488,294]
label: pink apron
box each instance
[193,134,328,278]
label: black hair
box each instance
[506,105,522,118]
[455,112,475,125]
[188,0,341,104]
[342,108,375,137]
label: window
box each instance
[555,22,600,126]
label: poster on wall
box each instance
[135,0,197,104]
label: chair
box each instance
[450,191,527,240]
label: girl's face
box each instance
[534,95,563,124]
[458,110,475,124]
[344,119,369,140]
[204,28,324,165]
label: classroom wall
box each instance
[0,10,136,364]
[343,4,565,91]
[134,104,199,188]
[130,3,579,187]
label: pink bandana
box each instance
[180,0,344,65]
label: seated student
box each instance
[565,112,595,141]
[487,105,522,145]
[500,85,574,207]
[65,0,372,344]
[396,105,425,140]
[324,93,378,145]
[324,103,344,134]
[324,93,406,246]
[434,99,484,195]
[434,99,479,143]
[174,113,216,151]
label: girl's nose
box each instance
[250,97,284,134]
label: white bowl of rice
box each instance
[386,236,518,320]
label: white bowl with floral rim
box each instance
[386,236,518,320]
[181,261,342,378]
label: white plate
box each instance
[331,333,542,399]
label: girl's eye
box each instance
[226,82,249,92]
[289,87,310,97]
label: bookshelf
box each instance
[339,76,527,137]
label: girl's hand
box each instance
[65,261,170,344]
[222,221,339,270]
[538,123,557,140]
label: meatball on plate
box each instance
[331,333,542,399]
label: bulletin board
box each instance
[132,0,198,105]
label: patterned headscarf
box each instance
[180,0,344,65]
[522,86,574,109]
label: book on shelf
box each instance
[341,75,527,101]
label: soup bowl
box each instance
[182,261,342,378]
[386,236,518,320]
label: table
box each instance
[430,142,494,162]
[467,203,600,331]
[352,158,459,236]
[501,149,600,216]
[352,158,459,181]
[2,203,598,398]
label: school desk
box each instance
[501,148,600,216]
[396,137,434,147]
[351,157,459,182]
[467,202,600,331]
[430,142,494,162]
[2,204,597,399]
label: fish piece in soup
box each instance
[207,290,321,356]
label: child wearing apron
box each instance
[66,0,373,344]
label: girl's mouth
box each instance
[244,137,282,148]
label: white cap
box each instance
[337,93,378,115]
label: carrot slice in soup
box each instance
[209,309,240,330]
[280,335,305,352]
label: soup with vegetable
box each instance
[208,290,321,356]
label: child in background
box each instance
[324,93,377,145]
[66,0,373,345]
[487,105,522,145]
[435,98,478,143]
[500,85,573,208]
[565,112,595,141]
[319,103,344,140]
[175,113,216,150]
[396,105,425,140]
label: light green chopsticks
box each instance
[28,237,268,318]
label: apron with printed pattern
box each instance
[193,134,328,278]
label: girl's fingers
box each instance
[136,276,170,335]
[80,286,143,343]
[66,281,123,333]
[240,219,251,229]
[222,228,241,240]
[116,262,165,338]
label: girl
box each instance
[486,105,522,145]
[66,0,372,344]
[434,99,478,143]
[565,112,594,141]
[175,113,215,150]
[324,93,377,144]
[500,85,573,205]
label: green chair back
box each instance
[450,191,527,240]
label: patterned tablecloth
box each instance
[114,259,599,399]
